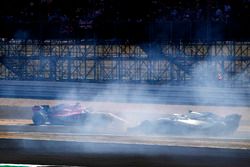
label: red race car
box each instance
[32,103,128,131]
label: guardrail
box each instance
[0,80,249,106]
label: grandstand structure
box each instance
[0,0,250,88]
[0,39,249,87]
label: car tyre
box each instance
[32,113,47,125]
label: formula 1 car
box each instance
[32,103,128,131]
[128,111,241,136]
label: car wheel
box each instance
[32,113,46,125]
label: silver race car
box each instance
[128,110,241,136]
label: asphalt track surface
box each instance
[0,79,250,166]
[1,106,250,166]
[0,123,250,167]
